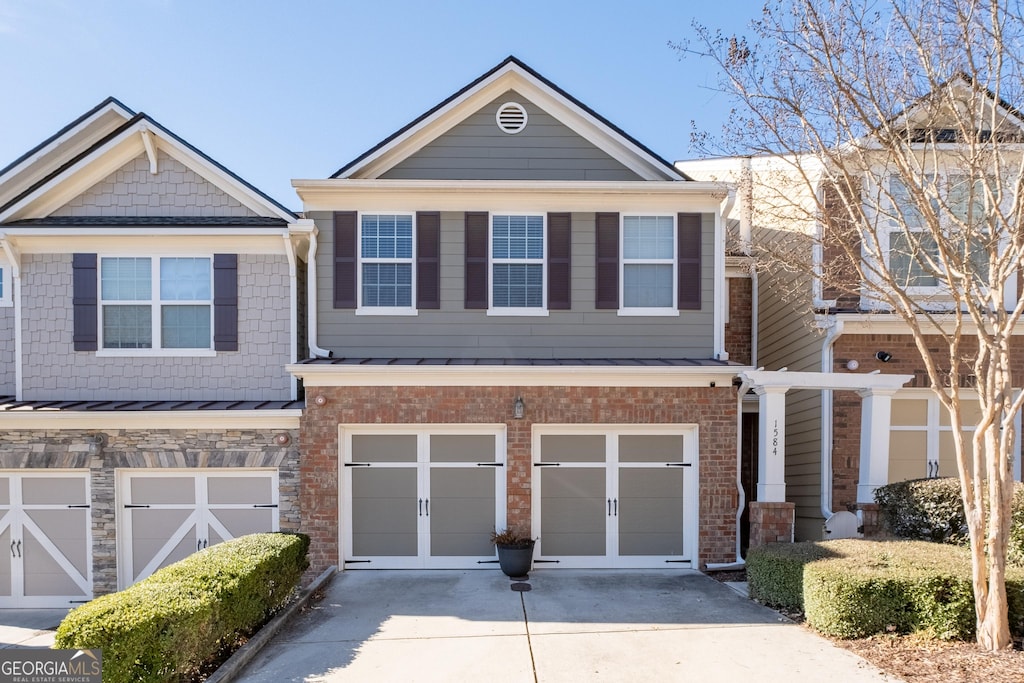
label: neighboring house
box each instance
[288,56,753,574]
[678,78,1024,542]
[0,99,310,606]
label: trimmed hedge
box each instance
[747,539,1024,640]
[55,532,309,683]
[874,477,1024,565]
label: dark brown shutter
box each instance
[213,254,238,351]
[595,212,619,309]
[677,213,702,310]
[333,211,357,309]
[464,212,489,309]
[416,212,441,309]
[72,253,98,351]
[547,212,571,310]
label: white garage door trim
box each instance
[116,469,279,589]
[531,424,699,569]
[0,470,92,608]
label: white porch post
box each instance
[856,387,899,504]
[755,386,789,502]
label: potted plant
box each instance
[491,528,535,578]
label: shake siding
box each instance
[0,308,14,395]
[313,211,716,359]
[754,234,826,540]
[21,253,292,401]
[380,92,643,181]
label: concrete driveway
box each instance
[232,569,899,683]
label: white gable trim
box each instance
[340,61,681,182]
[1,118,295,224]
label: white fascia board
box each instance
[4,229,291,255]
[347,64,678,182]
[0,102,135,207]
[293,179,728,213]
[740,369,913,392]
[828,312,1024,336]
[0,410,302,431]
[288,364,746,388]
[0,134,146,222]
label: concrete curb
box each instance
[206,566,338,683]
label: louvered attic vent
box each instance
[496,102,528,134]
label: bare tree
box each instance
[685,0,1024,650]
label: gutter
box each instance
[304,226,332,359]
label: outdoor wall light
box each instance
[875,351,893,363]
[512,396,525,420]
[274,433,291,446]
[846,359,860,371]
[313,395,328,407]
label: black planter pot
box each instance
[495,540,535,578]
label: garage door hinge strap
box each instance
[252,504,278,508]
[534,463,560,467]
[666,463,691,467]
[344,560,372,564]
[533,559,560,563]
[664,559,691,563]
[476,463,503,467]
[124,504,150,508]
[66,504,91,508]
[477,560,500,564]
[344,463,371,467]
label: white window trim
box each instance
[891,388,1022,480]
[356,211,418,316]
[0,254,11,307]
[488,212,549,316]
[618,213,679,317]
[97,254,214,355]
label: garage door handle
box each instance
[15,540,20,558]
[425,499,429,516]
[418,499,423,516]
[9,541,14,558]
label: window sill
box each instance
[95,349,217,358]
[0,299,11,308]
[487,308,550,317]
[355,308,419,316]
[616,308,681,317]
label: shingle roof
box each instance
[5,216,288,227]
[0,397,304,412]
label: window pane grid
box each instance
[362,263,413,307]
[491,215,544,308]
[622,216,674,309]
[361,215,413,259]
[360,214,414,308]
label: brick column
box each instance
[748,501,795,547]
[854,502,884,538]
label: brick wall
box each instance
[725,277,752,365]
[748,501,795,546]
[830,333,1024,510]
[300,384,739,573]
[0,427,299,595]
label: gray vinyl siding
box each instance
[21,253,291,401]
[314,211,716,359]
[0,307,14,395]
[754,228,826,540]
[381,92,644,181]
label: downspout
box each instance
[305,226,332,359]
[820,317,844,519]
[706,373,751,569]
[1,236,22,400]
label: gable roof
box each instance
[334,56,690,182]
[0,100,298,223]
[884,73,1024,140]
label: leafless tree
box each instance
[686,0,1024,650]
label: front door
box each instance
[342,427,506,569]
[0,472,92,607]
[533,427,697,568]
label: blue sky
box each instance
[0,1,764,210]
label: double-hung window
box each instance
[491,214,545,311]
[622,215,675,311]
[100,257,212,350]
[360,213,414,312]
[887,177,939,288]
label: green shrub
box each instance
[875,478,1024,565]
[748,538,1024,640]
[874,478,967,543]
[54,532,309,683]
[745,541,836,610]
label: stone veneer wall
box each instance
[0,427,299,595]
[300,385,739,574]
